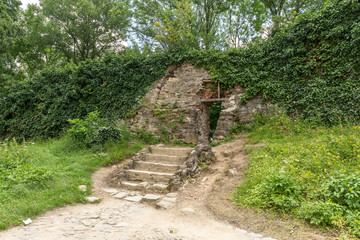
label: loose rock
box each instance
[124,196,143,202]
[85,197,100,203]
[78,185,87,192]
[80,220,94,227]
[113,192,128,199]
[222,151,229,157]
[166,192,178,198]
[157,197,177,209]
[103,188,118,194]
[227,168,238,176]
[142,194,162,202]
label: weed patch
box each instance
[235,114,360,238]
[0,133,145,230]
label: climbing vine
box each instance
[1,0,359,139]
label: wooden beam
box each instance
[218,82,220,98]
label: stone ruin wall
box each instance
[127,62,269,144]
[213,87,269,141]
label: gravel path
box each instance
[0,141,277,240]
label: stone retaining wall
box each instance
[127,62,269,144]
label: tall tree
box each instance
[224,0,265,47]
[38,0,131,64]
[261,0,328,34]
[192,0,230,50]
[153,0,200,50]
[16,4,64,76]
[0,0,22,88]
[132,0,180,50]
[132,0,230,50]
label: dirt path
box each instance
[0,138,331,240]
[205,138,334,240]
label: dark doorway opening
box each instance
[208,101,223,142]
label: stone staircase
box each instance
[119,145,193,193]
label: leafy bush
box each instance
[235,114,360,236]
[260,173,303,211]
[346,210,360,237]
[0,53,171,140]
[68,110,121,149]
[298,201,345,226]
[135,129,161,145]
[1,0,360,140]
[321,173,360,209]
[229,123,251,134]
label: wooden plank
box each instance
[218,82,220,98]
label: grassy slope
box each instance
[235,113,360,238]
[0,137,144,230]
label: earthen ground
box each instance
[0,138,339,240]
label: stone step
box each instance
[121,181,148,192]
[124,169,174,183]
[134,161,180,172]
[145,154,187,165]
[149,146,192,157]
[120,181,169,193]
[147,183,168,193]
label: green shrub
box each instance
[229,123,251,134]
[236,114,360,236]
[2,0,360,140]
[321,173,360,209]
[345,210,360,237]
[135,129,161,145]
[68,110,121,149]
[298,201,345,226]
[260,173,303,211]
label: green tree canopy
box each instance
[38,0,132,64]
[0,0,22,88]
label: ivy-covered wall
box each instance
[1,0,359,140]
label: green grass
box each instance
[0,136,145,230]
[235,113,360,238]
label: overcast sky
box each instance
[21,0,40,9]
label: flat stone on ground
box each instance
[80,220,94,227]
[142,194,161,202]
[85,197,100,203]
[166,192,178,198]
[78,185,87,192]
[156,197,177,209]
[113,192,128,199]
[123,196,143,202]
[103,188,118,194]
